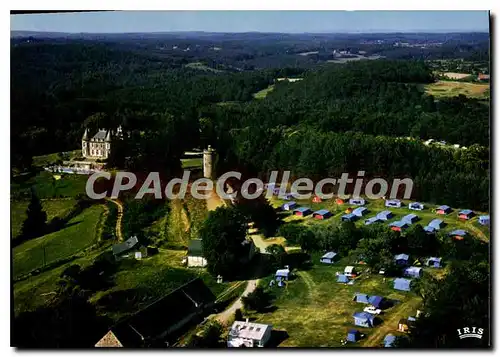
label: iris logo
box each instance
[456,327,484,339]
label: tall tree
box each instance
[20,188,47,240]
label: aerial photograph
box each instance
[10,10,490,348]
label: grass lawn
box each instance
[253,84,275,99]
[11,199,77,239]
[249,254,423,347]
[181,157,203,169]
[424,80,489,99]
[11,170,89,199]
[32,150,82,167]
[13,204,105,279]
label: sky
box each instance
[10,11,490,34]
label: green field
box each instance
[13,204,105,279]
[253,85,275,99]
[32,150,82,167]
[424,80,489,99]
[11,170,89,199]
[11,199,77,239]
[181,157,203,169]
[249,254,422,347]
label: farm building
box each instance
[384,334,396,347]
[479,215,490,226]
[376,210,393,221]
[337,274,349,283]
[187,239,207,267]
[436,205,452,215]
[293,207,312,217]
[312,196,322,203]
[275,268,290,281]
[336,198,345,204]
[478,73,490,81]
[385,199,402,208]
[448,229,468,240]
[389,221,409,232]
[349,198,366,206]
[364,217,381,225]
[394,278,411,292]
[368,295,385,309]
[426,257,442,268]
[402,213,419,225]
[341,213,358,222]
[458,209,475,220]
[353,312,375,328]
[394,254,410,265]
[227,321,273,348]
[352,207,368,217]
[281,201,297,211]
[95,278,216,347]
[344,266,356,276]
[408,202,424,211]
[428,219,445,230]
[320,251,338,264]
[346,329,361,343]
[112,236,140,259]
[404,266,423,279]
[313,209,332,220]
[353,293,370,304]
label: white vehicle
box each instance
[364,306,382,315]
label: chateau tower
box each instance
[203,145,216,179]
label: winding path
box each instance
[105,198,124,241]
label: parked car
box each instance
[364,306,382,315]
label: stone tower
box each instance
[82,128,89,157]
[203,145,215,179]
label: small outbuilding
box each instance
[227,321,273,348]
[281,201,297,211]
[389,221,409,232]
[393,278,411,292]
[337,274,349,283]
[341,213,358,222]
[426,257,442,268]
[458,209,475,220]
[403,266,423,279]
[384,334,396,347]
[275,268,290,281]
[424,226,436,234]
[385,199,402,208]
[368,295,385,309]
[402,213,419,225]
[112,236,140,259]
[313,209,332,220]
[344,266,356,276]
[364,217,381,225]
[353,312,375,328]
[436,205,452,215]
[376,210,393,221]
[479,215,490,226]
[448,229,468,240]
[293,207,312,217]
[320,251,338,264]
[349,198,366,206]
[408,202,424,211]
[353,293,370,304]
[394,253,410,265]
[352,207,368,217]
[346,329,361,343]
[428,218,445,230]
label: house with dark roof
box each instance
[458,209,475,220]
[349,198,366,206]
[408,202,424,211]
[341,213,358,222]
[313,209,332,220]
[94,278,216,347]
[376,210,393,221]
[187,239,207,267]
[112,236,140,259]
[389,221,409,232]
[293,207,312,217]
[385,199,401,208]
[353,312,375,327]
[479,215,490,226]
[352,207,368,217]
[436,205,452,215]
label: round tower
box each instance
[82,128,89,158]
[203,145,215,179]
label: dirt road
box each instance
[105,198,124,241]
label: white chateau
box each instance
[82,126,122,159]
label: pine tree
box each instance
[21,188,47,239]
